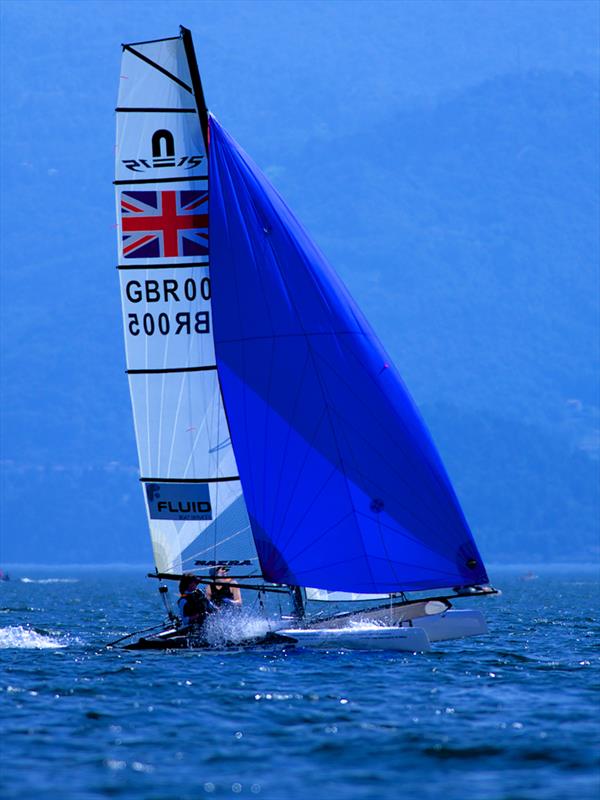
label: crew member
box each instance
[177,574,213,628]
[205,565,242,609]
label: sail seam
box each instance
[326,335,471,527]
[209,136,261,534]
[156,253,174,481]
[268,349,311,538]
[277,463,340,558]
[228,143,376,588]
[290,552,461,584]
[268,408,327,548]
[166,367,188,477]
[313,348,462,533]
[123,45,193,94]
[282,512,355,571]
[234,160,280,537]
[306,344,471,566]
[216,331,360,344]
[328,379,404,587]
[354,510,460,567]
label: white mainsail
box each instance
[115,34,257,575]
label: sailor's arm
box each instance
[230,584,242,604]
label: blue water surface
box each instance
[0,565,598,800]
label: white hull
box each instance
[280,609,488,651]
[405,609,488,642]
[279,625,432,651]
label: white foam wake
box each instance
[203,610,282,646]
[348,619,387,629]
[0,625,67,649]
[19,578,79,584]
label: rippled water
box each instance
[1,565,598,800]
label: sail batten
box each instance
[140,476,240,483]
[123,45,194,94]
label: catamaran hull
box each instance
[281,610,487,650]
[123,626,433,652]
[279,625,432,651]
[121,609,487,651]
[405,609,488,642]
[123,629,297,651]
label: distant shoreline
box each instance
[2,561,598,574]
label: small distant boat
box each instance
[113,27,498,651]
[520,571,538,581]
[0,570,10,582]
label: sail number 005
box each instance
[127,311,210,336]
[125,277,211,337]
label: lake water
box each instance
[1,565,598,800]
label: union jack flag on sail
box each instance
[119,190,208,259]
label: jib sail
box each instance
[208,116,489,594]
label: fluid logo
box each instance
[145,482,212,521]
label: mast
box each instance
[180,26,209,152]
[178,26,278,592]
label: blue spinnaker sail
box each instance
[209,115,488,593]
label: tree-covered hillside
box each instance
[1,9,598,565]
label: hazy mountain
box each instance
[1,2,598,566]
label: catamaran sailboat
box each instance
[114,27,497,652]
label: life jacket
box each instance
[177,590,211,626]
[209,581,235,606]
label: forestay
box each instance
[115,35,257,575]
[209,116,489,594]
